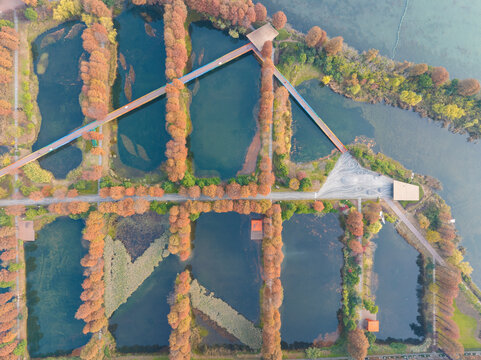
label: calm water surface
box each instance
[32,22,84,178]
[188,22,259,179]
[109,255,183,352]
[373,223,423,341]
[113,6,168,176]
[25,217,87,357]
[260,0,481,282]
[190,212,262,322]
[281,213,343,344]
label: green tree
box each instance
[299,177,312,191]
[22,162,53,183]
[24,7,38,21]
[417,73,433,89]
[399,90,422,106]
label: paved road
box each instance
[0,43,254,179]
[385,198,445,265]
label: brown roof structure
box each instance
[251,219,263,240]
[366,319,379,332]
[18,219,35,242]
[393,180,420,201]
[247,24,279,51]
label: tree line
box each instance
[75,211,108,359]
[261,204,283,360]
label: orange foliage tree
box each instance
[168,270,191,360]
[346,209,363,237]
[324,36,343,56]
[184,0,256,28]
[76,212,108,335]
[272,11,286,30]
[347,329,369,360]
[431,66,449,87]
[306,26,326,48]
[261,204,283,360]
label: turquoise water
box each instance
[294,78,481,284]
[280,213,343,344]
[113,6,168,175]
[188,22,259,179]
[109,255,183,352]
[262,0,481,81]
[372,223,423,341]
[32,22,84,178]
[25,217,88,357]
[190,212,262,322]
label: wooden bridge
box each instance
[0,42,346,178]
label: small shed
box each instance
[366,319,379,333]
[251,219,263,240]
[393,180,420,201]
[247,23,279,51]
[18,219,35,242]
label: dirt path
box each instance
[237,131,260,176]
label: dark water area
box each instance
[372,223,423,341]
[190,212,262,322]
[290,83,374,162]
[188,22,259,179]
[113,6,168,175]
[32,22,84,178]
[25,217,88,357]
[109,255,183,352]
[280,213,343,344]
[195,312,242,346]
[295,78,481,285]
[262,0,481,82]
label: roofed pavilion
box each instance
[247,23,279,51]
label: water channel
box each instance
[25,217,87,357]
[112,6,168,177]
[372,223,423,341]
[32,22,84,179]
[280,213,343,344]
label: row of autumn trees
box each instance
[0,227,23,359]
[168,199,272,261]
[163,0,189,182]
[257,41,275,195]
[168,270,191,360]
[80,0,113,122]
[0,25,19,141]
[75,211,107,360]
[261,204,283,360]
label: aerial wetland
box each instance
[6,0,481,359]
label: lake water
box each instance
[109,255,183,352]
[262,0,481,284]
[32,22,84,178]
[372,223,423,341]
[190,212,262,322]
[25,217,88,357]
[188,22,259,179]
[112,6,169,176]
[280,213,343,344]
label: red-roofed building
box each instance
[366,320,379,332]
[251,219,263,240]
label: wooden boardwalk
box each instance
[0,41,346,178]
[251,47,347,153]
[0,44,254,178]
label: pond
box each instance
[112,6,169,176]
[280,213,343,344]
[190,212,262,322]
[372,223,423,341]
[109,255,183,352]
[25,217,88,357]
[290,84,373,163]
[32,21,84,179]
[188,22,260,179]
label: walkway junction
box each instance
[0,24,346,179]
